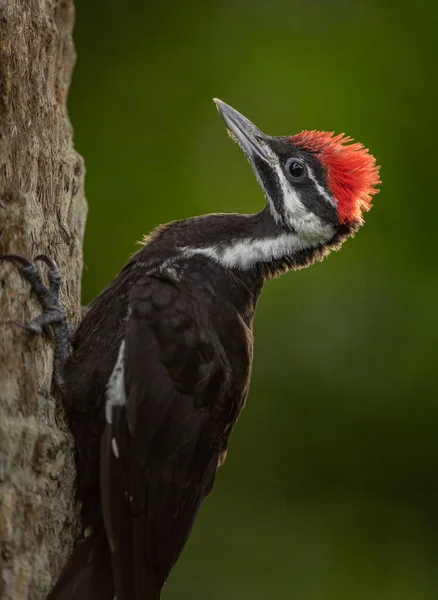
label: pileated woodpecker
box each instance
[1,100,380,600]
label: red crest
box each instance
[290,130,380,224]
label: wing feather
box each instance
[100,273,229,599]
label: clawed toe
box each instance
[0,253,62,311]
[1,253,71,391]
[34,254,62,293]
[1,253,50,299]
[2,252,66,322]
[34,254,58,271]
[0,253,33,268]
[12,320,43,335]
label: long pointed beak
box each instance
[213,99,270,163]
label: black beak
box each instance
[213,99,270,163]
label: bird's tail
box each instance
[47,528,114,600]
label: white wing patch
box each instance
[111,437,120,458]
[105,340,126,424]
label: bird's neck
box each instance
[163,208,341,280]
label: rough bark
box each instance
[0,1,87,599]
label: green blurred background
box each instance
[70,0,438,597]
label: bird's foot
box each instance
[0,253,71,391]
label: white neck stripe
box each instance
[180,227,334,270]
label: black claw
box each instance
[34,254,58,272]
[0,254,34,268]
[13,320,43,335]
[34,254,61,293]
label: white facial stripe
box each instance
[105,340,126,424]
[307,166,337,207]
[273,164,329,235]
[274,163,304,220]
[180,225,334,270]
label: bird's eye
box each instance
[286,159,306,180]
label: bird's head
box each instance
[214,99,380,246]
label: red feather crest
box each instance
[290,130,380,224]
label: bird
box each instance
[1,99,380,600]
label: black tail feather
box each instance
[47,528,114,600]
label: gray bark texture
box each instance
[0,1,87,598]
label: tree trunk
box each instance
[0,1,86,598]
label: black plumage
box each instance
[55,223,263,600]
[1,100,379,600]
[49,210,353,600]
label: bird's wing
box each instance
[100,271,231,600]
